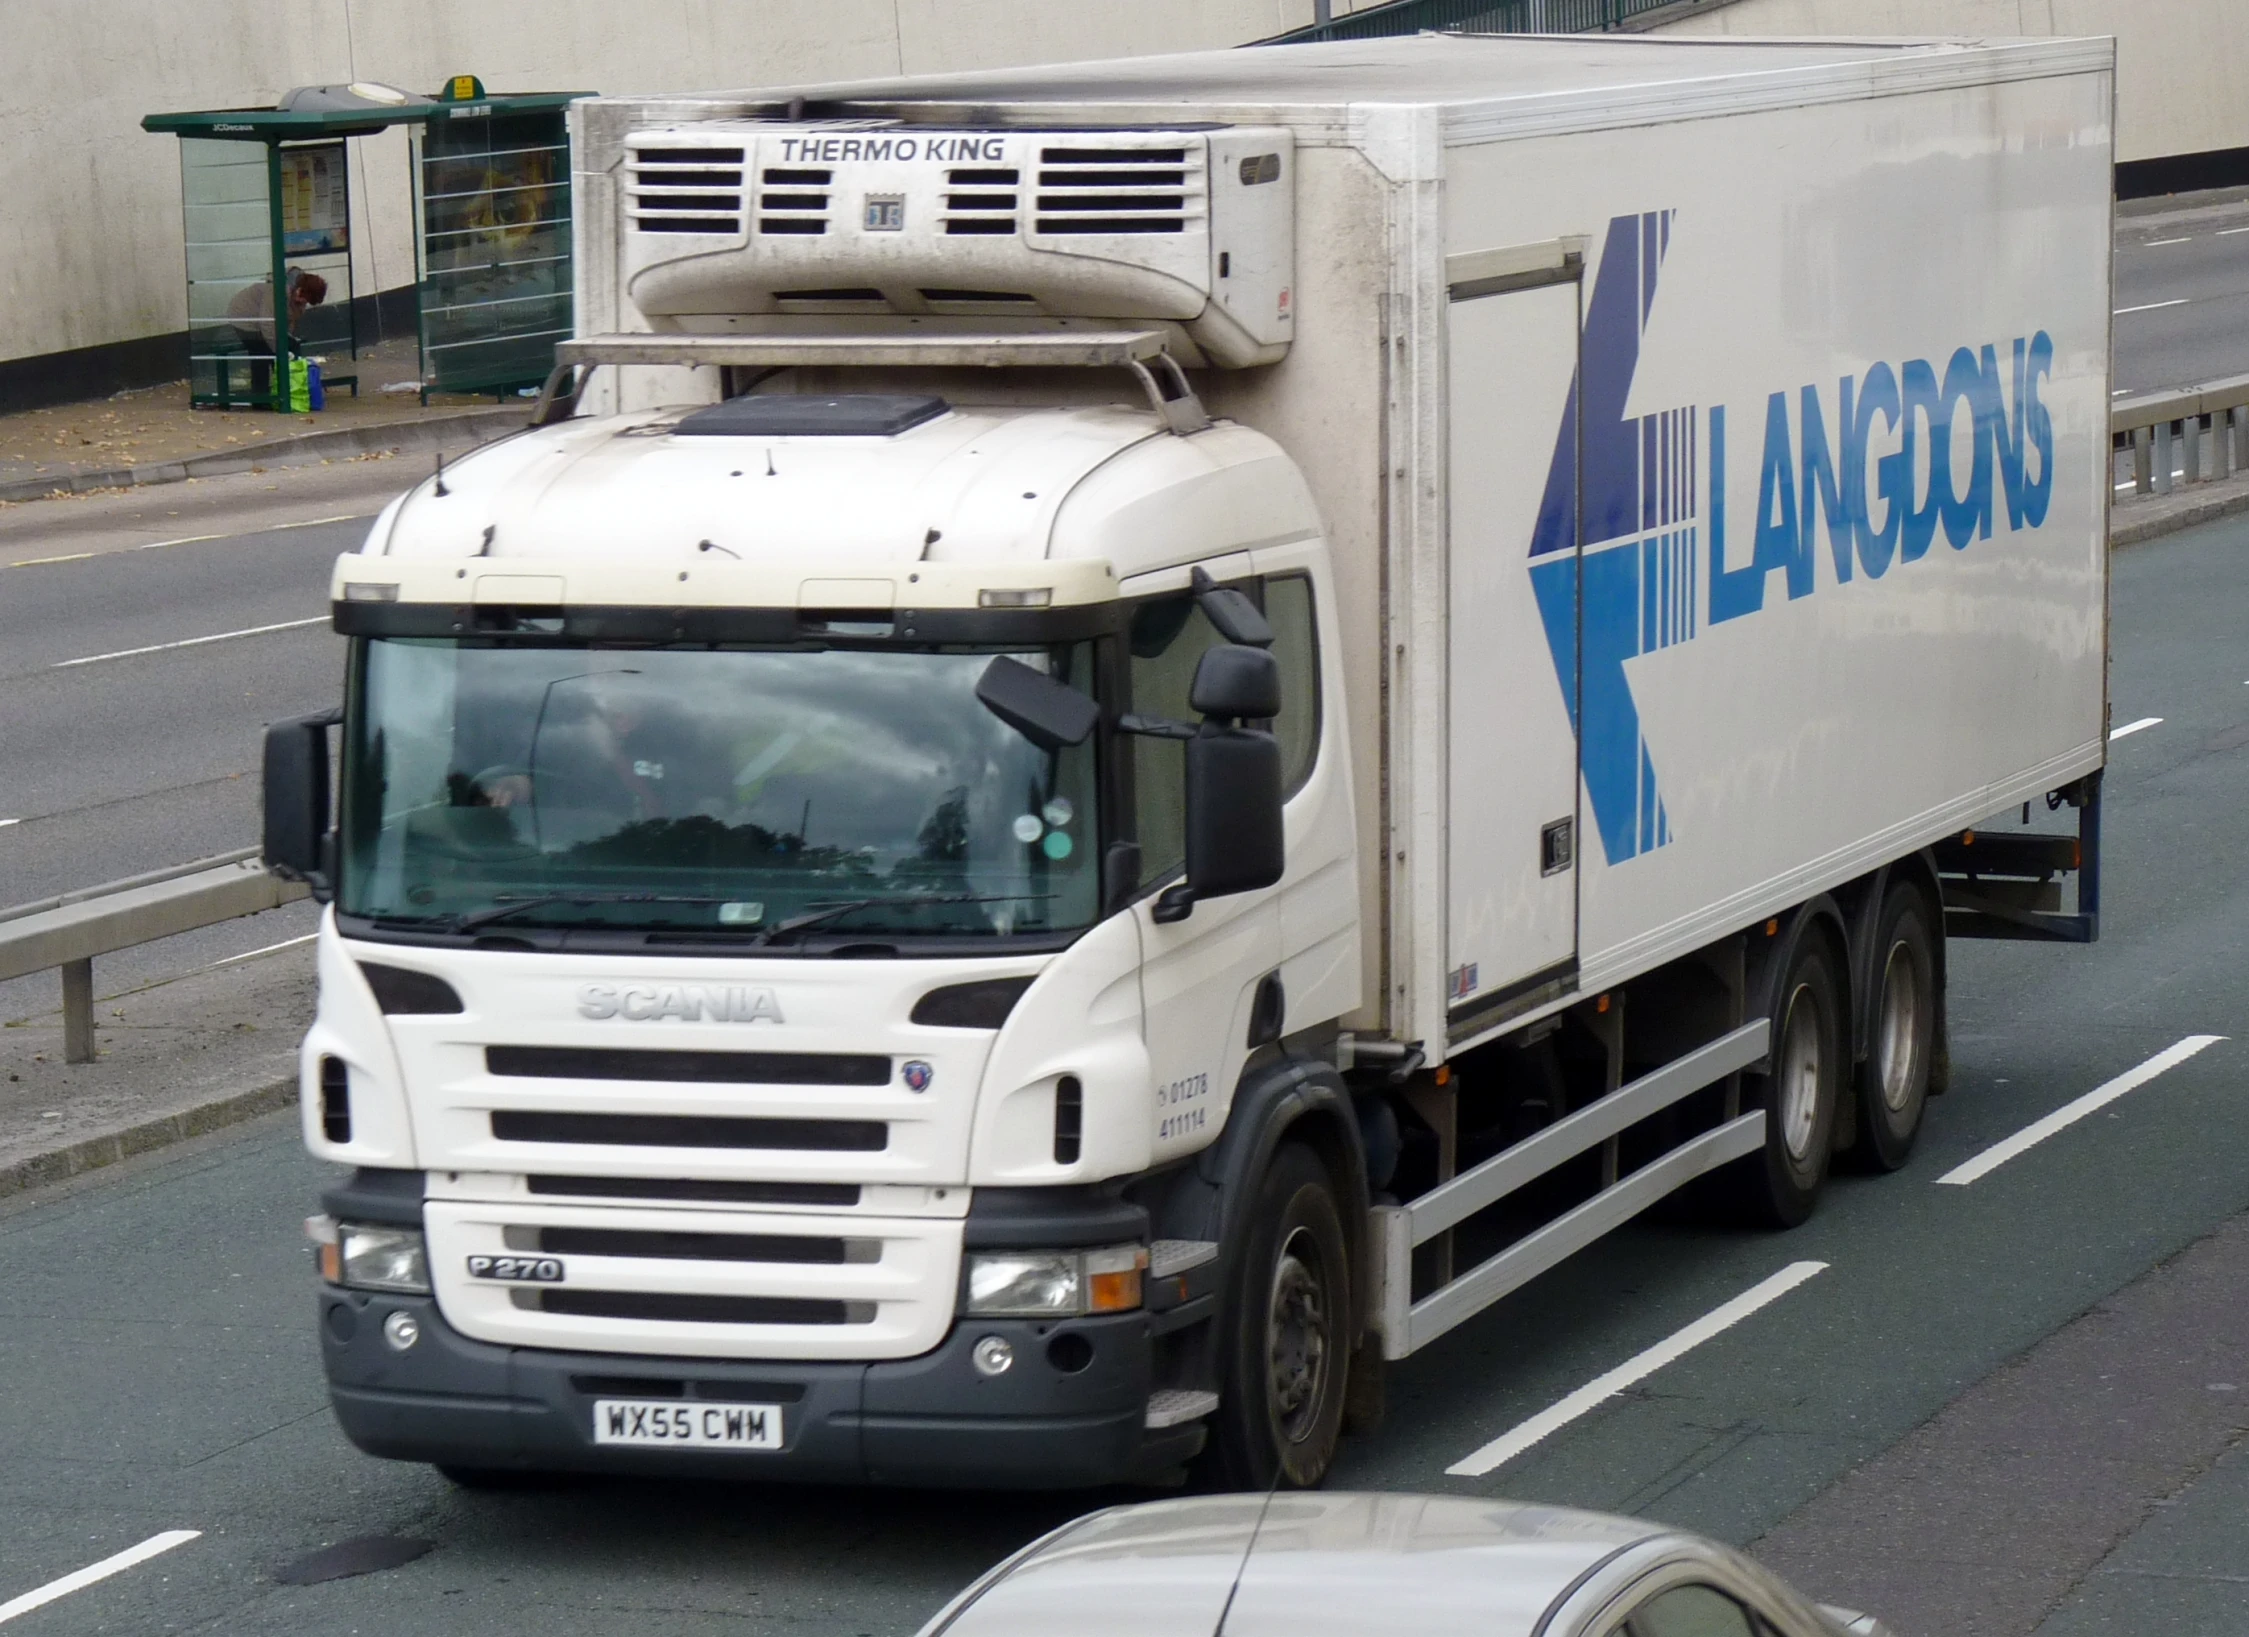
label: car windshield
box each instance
[339,639,1100,939]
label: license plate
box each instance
[466,1254,565,1283]
[593,1398,783,1451]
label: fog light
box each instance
[383,1311,421,1352]
[972,1335,1016,1377]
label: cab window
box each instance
[1264,572,1320,795]
[1126,574,1324,889]
[1127,593,1227,888]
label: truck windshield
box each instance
[338,639,1101,939]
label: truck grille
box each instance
[522,1226,872,1264]
[520,1290,870,1325]
[629,146,746,234]
[486,1045,891,1085]
[757,165,831,235]
[426,1198,963,1360]
[491,1110,887,1152]
[1035,145,1192,235]
[526,1174,861,1208]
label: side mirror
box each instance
[1180,724,1285,906]
[976,656,1099,752]
[1190,565,1274,648]
[1148,643,1285,923]
[1189,644,1280,721]
[264,709,339,898]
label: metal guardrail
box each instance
[1267,0,1687,43]
[2113,373,2249,498]
[0,849,309,1064]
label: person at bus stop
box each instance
[224,267,327,398]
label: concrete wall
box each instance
[1647,0,2249,166]
[4,0,1356,382]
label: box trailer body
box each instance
[278,34,2113,1489]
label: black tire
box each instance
[1205,1143,1351,1489]
[1849,884,1937,1172]
[1729,930,1845,1228]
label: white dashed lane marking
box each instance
[0,1531,201,1625]
[1936,1036,2226,1187]
[1446,1262,1829,1478]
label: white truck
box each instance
[268,31,2116,1490]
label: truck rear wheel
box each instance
[1731,933,1844,1228]
[1206,1142,1350,1489]
[1851,883,1937,1171]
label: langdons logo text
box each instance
[576,984,783,1023]
[1710,336,2056,622]
[1526,210,2059,869]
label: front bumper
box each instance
[319,1289,1196,1488]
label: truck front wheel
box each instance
[1208,1142,1350,1489]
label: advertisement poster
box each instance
[280,144,348,254]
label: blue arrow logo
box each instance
[1529,210,1699,866]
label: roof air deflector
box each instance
[672,394,949,437]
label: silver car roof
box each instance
[925,1493,1662,1637]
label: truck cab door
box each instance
[1444,254,1585,1031]
[1127,569,1283,1165]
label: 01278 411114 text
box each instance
[1157,1072,1211,1141]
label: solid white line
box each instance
[2114,299,2188,315]
[1445,1262,1828,1477]
[1936,1036,2226,1187]
[137,513,365,552]
[53,616,326,669]
[214,932,318,966]
[2109,716,2163,741]
[0,1531,201,1625]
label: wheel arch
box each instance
[1151,1051,1371,1342]
[1745,893,1850,1044]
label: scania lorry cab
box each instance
[268,34,2115,1489]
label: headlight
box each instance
[964,1244,1145,1317]
[316,1221,431,1294]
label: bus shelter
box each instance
[144,79,585,411]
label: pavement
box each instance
[0,941,310,1198]
[0,338,527,502]
[1757,1210,2249,1637]
[2110,463,2249,546]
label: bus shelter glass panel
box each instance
[416,110,572,396]
[181,138,279,409]
[277,140,358,370]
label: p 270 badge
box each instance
[466,1254,565,1283]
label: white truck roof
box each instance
[639,32,2103,139]
[370,404,1320,583]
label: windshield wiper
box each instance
[753,892,1057,946]
[448,893,729,934]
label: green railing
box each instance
[1263,0,1689,43]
